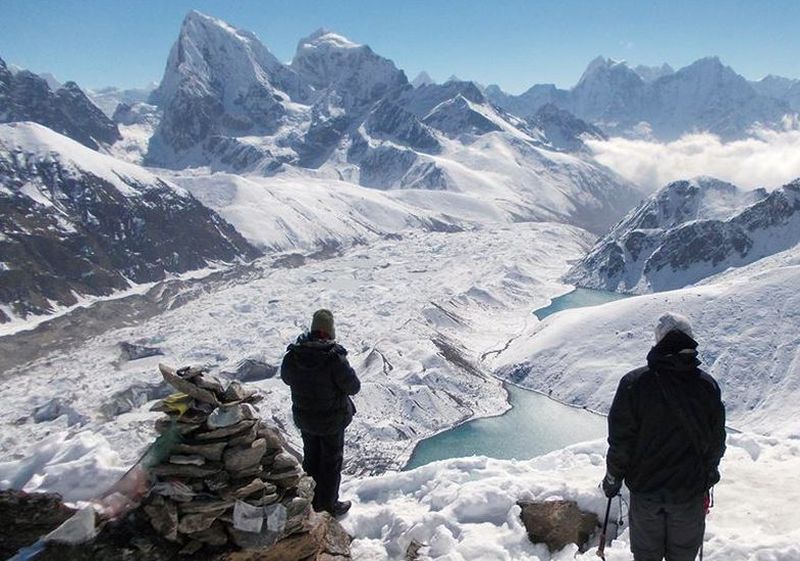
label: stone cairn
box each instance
[142,364,311,556]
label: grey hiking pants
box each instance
[630,493,705,561]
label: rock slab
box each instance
[517,499,599,553]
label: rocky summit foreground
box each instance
[6,364,351,561]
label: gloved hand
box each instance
[602,472,622,498]
[707,467,720,487]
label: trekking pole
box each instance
[597,496,613,559]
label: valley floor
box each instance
[0,222,591,482]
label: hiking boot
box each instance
[332,500,351,517]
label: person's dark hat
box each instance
[311,309,335,339]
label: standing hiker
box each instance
[281,309,361,518]
[602,313,726,561]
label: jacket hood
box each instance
[646,329,701,375]
[287,332,338,368]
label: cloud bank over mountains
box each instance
[587,122,800,191]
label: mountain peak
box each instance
[577,56,631,85]
[412,71,435,88]
[633,63,674,82]
[298,28,360,50]
[182,10,235,35]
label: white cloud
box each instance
[586,124,800,191]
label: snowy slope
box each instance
[0,222,593,476]
[339,433,800,561]
[4,428,797,561]
[494,242,800,438]
[566,176,800,293]
[0,122,258,323]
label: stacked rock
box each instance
[142,364,311,556]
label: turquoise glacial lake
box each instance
[533,287,630,321]
[405,288,627,470]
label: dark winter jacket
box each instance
[280,333,361,436]
[606,330,726,503]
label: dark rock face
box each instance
[100,381,172,418]
[567,178,800,293]
[422,95,501,137]
[527,103,607,152]
[0,490,76,559]
[119,342,164,362]
[32,397,88,426]
[0,123,260,321]
[229,359,278,383]
[0,57,120,150]
[363,100,441,154]
[518,500,598,553]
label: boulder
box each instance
[118,342,163,362]
[177,508,227,534]
[223,512,351,561]
[180,500,235,514]
[100,382,171,418]
[159,364,220,406]
[171,441,227,462]
[169,455,205,466]
[150,464,221,479]
[257,425,284,450]
[0,490,76,559]
[272,452,299,471]
[231,359,278,382]
[517,500,598,553]
[195,420,256,441]
[187,520,228,546]
[32,398,88,426]
[144,496,179,542]
[207,403,257,429]
[222,381,258,404]
[224,439,267,473]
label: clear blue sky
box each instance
[2,0,799,93]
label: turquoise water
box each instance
[405,287,629,470]
[405,384,606,469]
[534,287,630,321]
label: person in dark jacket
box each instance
[602,312,726,561]
[281,309,361,518]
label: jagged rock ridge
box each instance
[0,122,259,323]
[0,56,120,150]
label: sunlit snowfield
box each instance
[0,222,593,483]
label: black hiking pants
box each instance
[630,493,705,561]
[301,428,345,513]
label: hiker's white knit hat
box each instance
[654,312,693,343]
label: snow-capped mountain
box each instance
[0,122,258,324]
[87,83,157,118]
[146,10,310,170]
[565,176,800,293]
[486,56,794,140]
[0,56,121,151]
[526,103,607,152]
[143,12,640,234]
[632,62,674,82]
[411,71,435,88]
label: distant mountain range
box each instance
[3,10,800,324]
[485,56,798,141]
[139,11,639,234]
